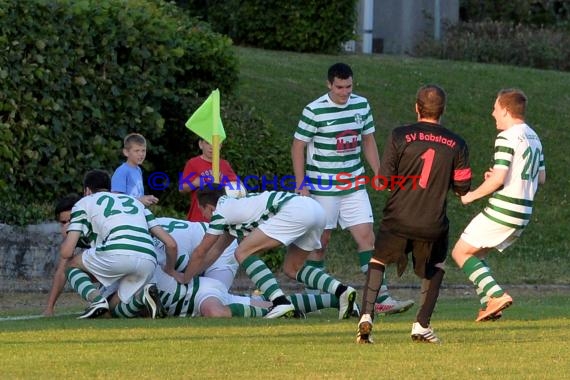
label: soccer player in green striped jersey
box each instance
[153,266,343,319]
[154,216,239,290]
[452,89,546,322]
[60,169,178,319]
[291,62,413,315]
[176,186,357,320]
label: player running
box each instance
[357,85,471,344]
[451,88,545,322]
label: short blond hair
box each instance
[123,133,146,149]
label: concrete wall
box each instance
[356,0,459,54]
[0,222,60,291]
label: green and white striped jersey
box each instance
[294,93,375,195]
[207,191,296,239]
[153,266,198,317]
[153,217,239,275]
[68,192,158,259]
[153,217,207,269]
[483,123,545,229]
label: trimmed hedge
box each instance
[0,0,289,224]
[460,0,570,28]
[415,20,570,72]
[182,0,358,53]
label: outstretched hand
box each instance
[139,195,159,206]
[460,192,474,205]
[42,306,54,317]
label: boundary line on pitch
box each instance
[0,312,76,321]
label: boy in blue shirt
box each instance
[111,133,158,206]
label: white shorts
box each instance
[258,196,325,252]
[193,277,251,316]
[460,213,523,252]
[82,251,156,302]
[152,270,250,317]
[203,239,239,289]
[313,190,373,229]
[174,240,239,290]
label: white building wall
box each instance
[356,0,459,54]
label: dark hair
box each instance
[196,185,226,208]
[54,193,90,248]
[416,84,446,120]
[327,62,353,83]
[54,194,81,220]
[83,169,111,193]
[497,88,527,119]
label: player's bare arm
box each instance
[139,195,159,206]
[150,225,178,275]
[461,167,508,204]
[60,231,81,260]
[361,133,381,176]
[43,256,71,316]
[291,138,309,195]
[538,170,546,185]
[179,232,230,284]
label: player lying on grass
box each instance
[122,215,352,319]
[149,265,346,318]
[48,207,345,319]
[175,186,357,320]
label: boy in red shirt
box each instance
[180,138,237,222]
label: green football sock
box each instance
[304,260,324,293]
[476,260,491,308]
[65,267,101,303]
[358,250,373,273]
[462,256,504,298]
[228,303,267,317]
[287,293,338,313]
[241,255,284,302]
[296,263,342,295]
[112,289,145,318]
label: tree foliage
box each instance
[0,0,287,224]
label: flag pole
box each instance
[212,90,221,183]
[185,89,226,184]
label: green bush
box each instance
[0,0,282,224]
[182,0,358,53]
[154,97,292,213]
[415,20,570,71]
[460,0,570,28]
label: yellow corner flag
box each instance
[185,89,226,182]
[185,89,226,144]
